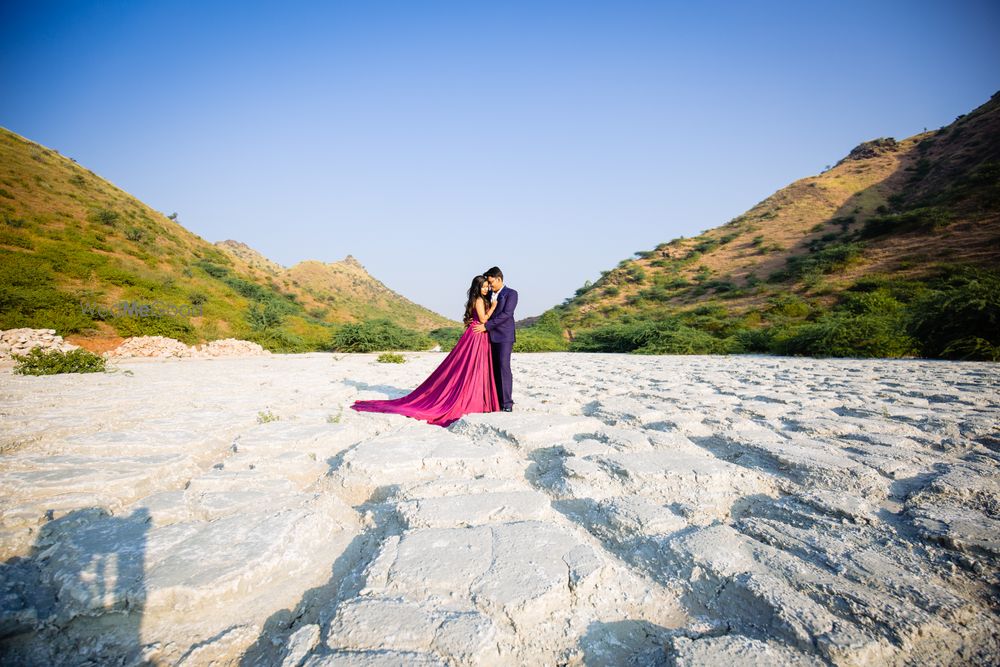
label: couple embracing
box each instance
[351,266,517,427]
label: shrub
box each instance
[429,327,463,352]
[195,260,229,278]
[840,288,904,316]
[694,238,720,254]
[246,328,308,353]
[765,294,812,319]
[225,275,270,301]
[12,347,107,375]
[570,320,730,355]
[95,265,140,286]
[634,326,733,355]
[245,300,286,331]
[626,266,647,284]
[377,352,406,363]
[3,213,27,228]
[513,328,568,352]
[111,314,197,344]
[88,207,119,226]
[0,229,34,249]
[637,285,674,302]
[124,226,146,242]
[664,277,691,289]
[908,267,1000,360]
[531,310,566,336]
[768,242,865,283]
[257,410,279,423]
[570,322,660,353]
[331,319,432,352]
[861,207,954,238]
[772,313,917,358]
[734,327,774,353]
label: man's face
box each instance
[486,276,501,291]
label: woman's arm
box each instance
[474,297,491,323]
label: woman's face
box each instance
[479,280,490,296]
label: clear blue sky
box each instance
[2,1,998,319]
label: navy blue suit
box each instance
[485,286,517,409]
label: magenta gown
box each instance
[350,318,500,427]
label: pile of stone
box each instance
[0,328,80,360]
[192,338,271,357]
[103,335,272,359]
[104,335,193,358]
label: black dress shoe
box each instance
[502,406,513,412]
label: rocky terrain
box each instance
[0,329,271,362]
[0,353,997,665]
[0,328,80,360]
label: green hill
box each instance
[528,91,1000,359]
[0,127,456,353]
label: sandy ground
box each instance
[0,352,998,666]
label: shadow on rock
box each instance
[0,507,151,666]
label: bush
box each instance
[765,294,812,319]
[88,207,119,226]
[734,327,774,353]
[377,352,406,363]
[626,265,647,283]
[768,242,865,283]
[513,328,568,352]
[124,226,145,242]
[245,300,286,331]
[861,207,953,238]
[570,320,730,355]
[772,313,917,358]
[111,314,197,344]
[840,288,904,316]
[195,260,230,278]
[908,268,1000,360]
[12,347,107,375]
[429,327,463,352]
[570,322,660,353]
[331,319,432,352]
[246,328,308,353]
[634,326,733,355]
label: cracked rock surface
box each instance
[1,352,998,665]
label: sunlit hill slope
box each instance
[0,127,456,353]
[528,91,1000,359]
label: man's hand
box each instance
[473,324,487,333]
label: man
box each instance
[473,266,517,412]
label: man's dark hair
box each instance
[484,266,503,280]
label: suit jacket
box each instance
[485,286,518,343]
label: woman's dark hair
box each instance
[463,275,490,326]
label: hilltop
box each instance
[0,128,456,352]
[527,91,1000,359]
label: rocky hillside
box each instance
[215,243,453,332]
[531,91,1000,359]
[0,128,455,352]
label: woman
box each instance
[350,275,500,427]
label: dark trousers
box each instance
[490,340,514,409]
